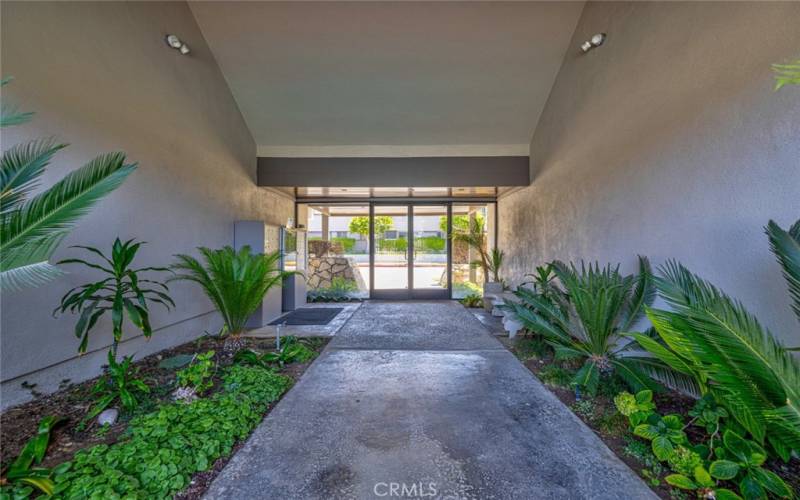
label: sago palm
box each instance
[766,219,800,328]
[0,78,136,290]
[639,260,800,461]
[507,256,669,395]
[171,246,293,337]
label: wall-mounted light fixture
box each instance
[165,34,190,55]
[580,33,606,53]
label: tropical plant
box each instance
[506,257,670,395]
[307,277,358,302]
[0,78,137,291]
[234,336,315,369]
[487,247,504,283]
[0,416,67,497]
[348,215,393,237]
[614,389,656,427]
[86,351,150,420]
[450,216,500,283]
[460,293,483,308]
[54,366,292,498]
[668,430,793,500]
[765,219,800,327]
[175,350,216,393]
[633,412,688,461]
[171,246,294,337]
[636,260,800,460]
[54,238,174,358]
[773,59,800,90]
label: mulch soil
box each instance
[498,334,800,500]
[0,336,328,499]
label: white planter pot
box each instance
[483,282,503,295]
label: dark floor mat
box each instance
[269,307,344,326]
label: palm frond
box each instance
[0,77,35,128]
[766,219,800,325]
[651,261,799,445]
[0,261,64,291]
[772,59,800,90]
[1,153,136,250]
[620,255,656,331]
[1,139,67,214]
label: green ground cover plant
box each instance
[308,277,359,302]
[40,366,291,499]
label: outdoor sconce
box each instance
[580,33,606,53]
[165,34,190,55]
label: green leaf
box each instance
[665,474,696,490]
[652,435,674,460]
[709,460,740,480]
[749,467,792,498]
[693,466,714,488]
[715,489,744,500]
[738,473,766,500]
[574,360,599,395]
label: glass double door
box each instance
[370,204,451,299]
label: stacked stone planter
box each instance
[307,256,367,291]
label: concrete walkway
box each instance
[205,301,655,500]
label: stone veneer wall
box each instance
[307,256,367,291]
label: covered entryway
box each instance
[295,194,499,301]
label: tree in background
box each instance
[349,216,393,238]
[440,212,485,235]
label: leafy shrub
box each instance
[415,236,445,253]
[171,246,294,337]
[513,336,550,361]
[537,364,575,388]
[453,281,482,298]
[234,337,315,369]
[86,351,150,420]
[459,293,482,308]
[175,351,216,393]
[51,365,291,498]
[614,390,656,427]
[308,277,358,302]
[331,237,356,253]
[377,237,407,253]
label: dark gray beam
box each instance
[257,156,529,187]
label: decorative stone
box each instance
[97,408,118,426]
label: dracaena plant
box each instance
[54,238,175,359]
[637,259,800,461]
[506,256,683,395]
[87,351,150,420]
[171,246,294,337]
[0,77,136,291]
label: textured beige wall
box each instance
[0,1,294,408]
[499,1,800,343]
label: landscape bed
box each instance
[498,334,799,499]
[0,335,328,499]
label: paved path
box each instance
[205,301,655,499]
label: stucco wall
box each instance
[0,1,294,409]
[498,1,800,344]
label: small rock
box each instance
[97,408,118,426]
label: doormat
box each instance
[269,307,344,326]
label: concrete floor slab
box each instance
[205,302,655,499]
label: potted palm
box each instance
[451,217,504,298]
